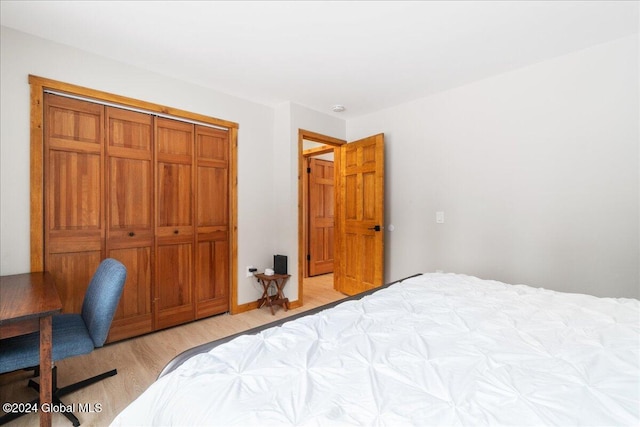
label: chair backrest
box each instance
[81,258,127,348]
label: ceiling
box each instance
[1,1,638,119]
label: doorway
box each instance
[297,129,386,305]
[298,130,346,305]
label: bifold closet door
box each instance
[105,107,154,342]
[44,94,104,314]
[43,91,232,340]
[155,117,196,329]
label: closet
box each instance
[42,92,231,342]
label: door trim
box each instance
[297,129,346,307]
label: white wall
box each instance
[0,27,279,305]
[348,35,639,299]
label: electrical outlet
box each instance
[436,211,445,224]
[246,266,256,278]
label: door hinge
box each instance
[307,167,311,173]
[307,254,311,261]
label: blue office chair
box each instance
[0,258,126,426]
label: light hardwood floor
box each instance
[0,273,341,426]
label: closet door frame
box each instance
[29,75,240,314]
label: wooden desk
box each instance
[0,272,62,427]
[255,273,290,315]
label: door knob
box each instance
[368,225,381,232]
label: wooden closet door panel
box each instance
[197,127,228,164]
[195,126,229,317]
[107,107,153,236]
[48,150,102,232]
[195,233,229,318]
[156,118,193,162]
[155,118,195,329]
[46,95,103,153]
[156,241,194,329]
[108,158,152,231]
[157,116,193,230]
[48,251,102,314]
[106,107,154,341]
[197,166,228,227]
[157,163,193,228]
[107,245,153,342]
[107,108,153,152]
[196,126,228,228]
[44,94,104,314]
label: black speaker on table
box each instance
[274,255,287,275]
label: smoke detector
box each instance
[331,104,346,113]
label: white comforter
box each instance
[112,274,640,426]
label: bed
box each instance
[111,273,640,426]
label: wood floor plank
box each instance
[0,274,341,426]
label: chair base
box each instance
[0,366,117,426]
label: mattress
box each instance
[111,273,640,426]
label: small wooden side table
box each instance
[255,273,290,315]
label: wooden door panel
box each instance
[156,243,192,310]
[48,251,102,314]
[107,246,153,342]
[342,232,359,295]
[156,118,193,161]
[309,158,335,276]
[107,108,152,152]
[157,163,192,227]
[109,157,152,232]
[345,175,358,220]
[107,106,153,234]
[363,172,376,221]
[47,234,102,253]
[336,134,384,295]
[196,237,229,318]
[195,124,229,317]
[197,127,228,164]
[105,107,154,341]
[156,241,194,328]
[363,234,376,287]
[48,151,101,231]
[46,95,102,150]
[197,166,228,227]
[363,143,377,165]
[44,94,105,316]
[197,125,228,229]
[345,148,358,168]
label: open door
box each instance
[335,134,384,295]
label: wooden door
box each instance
[195,125,230,318]
[335,134,385,295]
[308,158,335,276]
[155,118,195,329]
[105,107,154,342]
[44,94,104,314]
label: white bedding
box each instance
[111,273,640,426]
